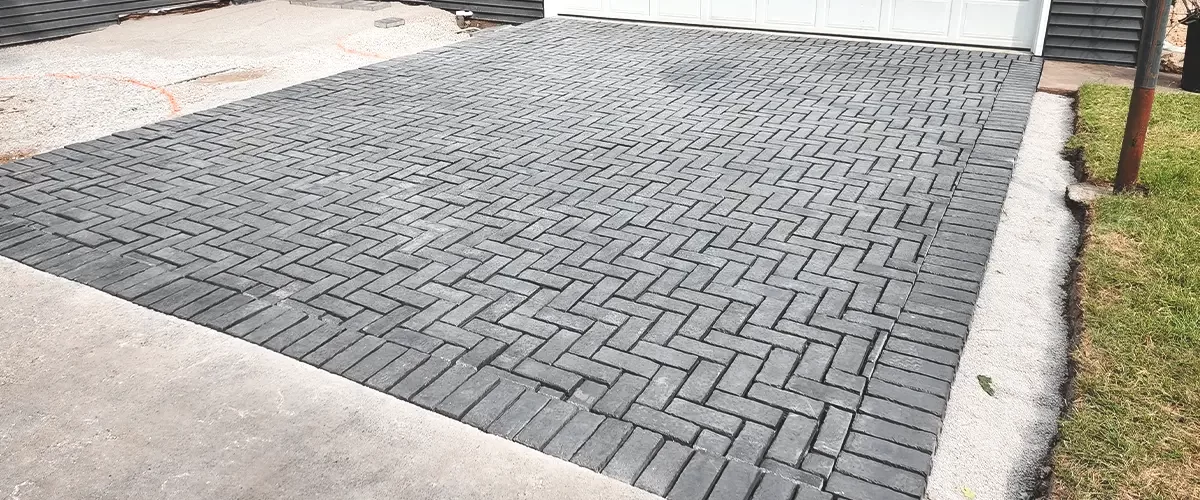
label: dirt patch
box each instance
[1167,2,1195,48]
[195,68,270,84]
[0,148,35,164]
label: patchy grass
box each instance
[1054,85,1200,499]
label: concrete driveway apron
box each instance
[0,18,1040,500]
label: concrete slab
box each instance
[0,0,468,158]
[1039,60,1183,95]
[0,256,659,500]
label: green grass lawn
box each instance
[1055,85,1200,499]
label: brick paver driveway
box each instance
[0,19,1039,500]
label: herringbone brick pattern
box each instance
[0,19,1040,500]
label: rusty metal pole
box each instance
[1114,0,1175,192]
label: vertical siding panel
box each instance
[1042,0,1145,66]
[429,0,544,23]
[0,0,210,46]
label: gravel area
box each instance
[0,0,468,158]
[925,92,1077,500]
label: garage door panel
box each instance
[825,0,882,31]
[610,0,648,15]
[892,0,952,35]
[560,0,603,13]
[710,0,753,22]
[657,0,700,19]
[551,0,1040,49]
[959,0,1034,41]
[763,0,816,27]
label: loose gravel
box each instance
[925,92,1078,500]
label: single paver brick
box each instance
[374,16,405,28]
[766,413,819,467]
[695,429,732,455]
[709,391,784,427]
[751,472,796,500]
[708,459,759,500]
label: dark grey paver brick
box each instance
[514,358,582,392]
[835,452,926,497]
[695,429,731,455]
[302,330,362,366]
[488,389,552,440]
[677,360,724,402]
[826,472,917,500]
[636,366,686,410]
[625,404,701,444]
[751,473,796,500]
[463,380,526,429]
[709,391,783,427]
[593,373,649,417]
[366,349,429,391]
[716,354,763,396]
[0,17,1041,500]
[844,432,933,475]
[437,366,502,418]
[728,421,773,464]
[666,451,724,500]
[801,452,836,478]
[708,459,759,500]
[544,411,605,461]
[344,341,406,382]
[389,356,452,399]
[766,413,819,467]
[603,427,664,483]
[571,418,633,471]
[635,440,693,496]
[665,398,741,436]
[515,398,578,449]
[757,348,799,387]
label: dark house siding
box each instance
[429,0,541,24]
[0,0,204,47]
[1043,0,1145,66]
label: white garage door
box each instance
[546,0,1042,49]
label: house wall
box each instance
[430,0,541,24]
[0,0,204,47]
